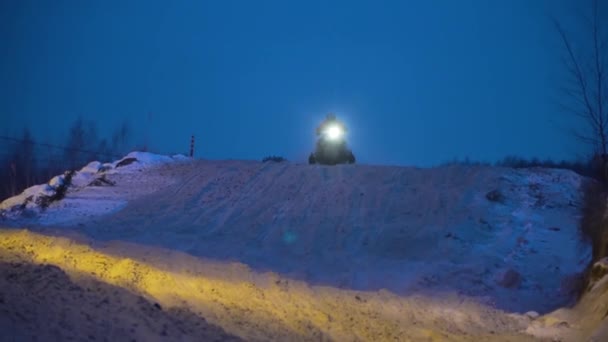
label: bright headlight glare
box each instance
[325,125,343,140]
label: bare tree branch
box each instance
[554,1,608,155]
[557,102,592,120]
[571,127,599,145]
[593,0,605,136]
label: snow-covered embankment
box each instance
[0,153,600,340]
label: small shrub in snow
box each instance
[262,156,286,163]
[36,170,75,209]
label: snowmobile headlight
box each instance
[325,124,344,141]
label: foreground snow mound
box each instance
[0,152,189,220]
[0,229,537,341]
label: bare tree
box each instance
[85,121,100,162]
[0,128,37,200]
[18,128,36,189]
[64,118,87,169]
[554,0,607,157]
[111,120,131,156]
[0,119,135,201]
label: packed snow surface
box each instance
[0,153,597,340]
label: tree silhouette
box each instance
[554,0,608,158]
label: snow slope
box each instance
[0,156,590,312]
[1,155,590,317]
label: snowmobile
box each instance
[308,114,356,165]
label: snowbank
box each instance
[0,183,58,211]
[0,152,190,219]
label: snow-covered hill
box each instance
[0,152,597,340]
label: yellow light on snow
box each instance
[0,229,527,341]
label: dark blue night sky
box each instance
[0,0,593,166]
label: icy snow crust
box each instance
[0,156,591,316]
